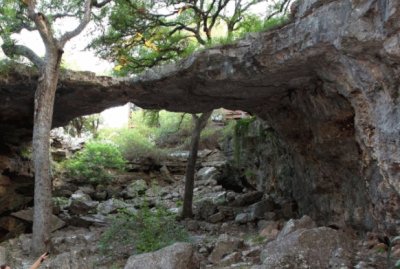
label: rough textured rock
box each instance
[0,152,33,218]
[124,242,198,269]
[278,215,316,239]
[209,234,244,264]
[97,198,136,215]
[68,191,99,215]
[1,0,400,231]
[11,208,65,232]
[259,227,352,269]
[124,179,148,199]
[0,245,5,264]
[196,167,220,182]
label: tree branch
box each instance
[24,0,57,50]
[1,41,44,69]
[92,0,113,8]
[266,0,291,21]
[59,0,92,47]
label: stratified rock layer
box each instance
[0,0,399,231]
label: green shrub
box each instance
[64,141,125,185]
[153,111,192,148]
[99,205,189,256]
[99,128,167,161]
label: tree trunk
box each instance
[181,111,212,218]
[31,53,62,256]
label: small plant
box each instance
[19,145,32,160]
[233,117,256,165]
[52,197,69,208]
[99,204,189,256]
[245,233,266,244]
[64,141,125,185]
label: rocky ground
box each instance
[1,145,399,269]
[0,129,398,269]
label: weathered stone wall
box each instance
[0,149,33,241]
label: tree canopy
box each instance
[90,0,291,74]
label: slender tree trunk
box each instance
[181,111,212,218]
[32,52,62,255]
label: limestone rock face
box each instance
[259,227,352,269]
[209,234,244,264]
[124,242,198,269]
[1,0,400,231]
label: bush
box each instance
[99,205,189,256]
[64,141,125,185]
[151,111,192,148]
[99,128,167,161]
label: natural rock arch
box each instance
[0,0,399,231]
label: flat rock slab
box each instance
[124,242,198,269]
[11,207,66,232]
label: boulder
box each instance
[78,185,96,196]
[248,199,275,220]
[124,242,198,269]
[259,221,280,241]
[208,212,225,223]
[194,198,218,221]
[212,191,227,205]
[209,234,244,264]
[160,165,175,183]
[196,167,220,182]
[65,214,108,228]
[231,191,263,207]
[124,179,148,199]
[235,213,252,224]
[97,198,135,215]
[201,150,227,168]
[219,252,241,266]
[11,208,65,232]
[278,215,316,239]
[260,227,351,269]
[68,191,99,215]
[46,249,94,269]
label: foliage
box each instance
[52,197,69,208]
[142,109,161,128]
[90,0,292,75]
[99,205,189,256]
[98,127,166,161]
[19,144,33,160]
[245,233,266,244]
[131,109,193,148]
[64,141,125,185]
[236,15,289,36]
[64,114,103,138]
[98,109,227,161]
[233,116,256,165]
[221,120,236,139]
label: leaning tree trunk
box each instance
[32,53,62,255]
[181,111,212,218]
